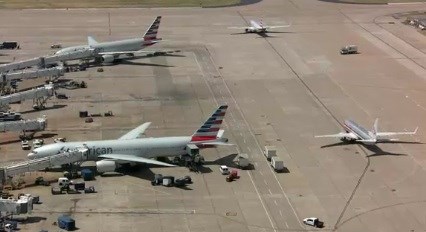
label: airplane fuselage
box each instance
[28,136,192,160]
[246,20,267,33]
[55,38,156,57]
[343,119,376,144]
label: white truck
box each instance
[234,153,250,169]
[263,146,277,161]
[340,45,358,55]
[270,157,284,172]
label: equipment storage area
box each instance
[263,146,277,161]
[58,215,75,231]
[271,157,284,172]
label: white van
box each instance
[219,165,230,175]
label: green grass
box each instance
[337,0,425,4]
[0,0,241,8]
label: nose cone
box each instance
[27,152,36,159]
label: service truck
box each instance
[234,153,250,169]
[263,146,277,161]
[270,157,284,172]
[340,45,358,55]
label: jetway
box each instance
[0,49,97,73]
[0,84,55,111]
[1,66,64,83]
[0,148,88,179]
[0,117,47,138]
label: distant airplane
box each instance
[55,16,168,64]
[229,19,291,36]
[28,105,232,173]
[315,119,418,145]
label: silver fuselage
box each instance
[55,38,154,57]
[28,136,192,160]
[344,120,374,140]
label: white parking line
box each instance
[264,179,268,185]
[279,210,283,217]
[259,171,263,176]
[274,200,278,206]
[268,189,272,195]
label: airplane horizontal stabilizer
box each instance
[99,154,175,167]
[199,142,234,146]
[315,132,355,139]
[118,122,152,140]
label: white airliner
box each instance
[55,16,165,64]
[28,105,232,173]
[229,19,291,35]
[315,119,418,145]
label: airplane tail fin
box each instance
[191,105,228,142]
[143,16,162,41]
[88,36,98,46]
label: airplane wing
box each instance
[99,154,175,167]
[265,25,291,29]
[118,122,152,140]
[198,141,235,146]
[376,127,418,137]
[228,26,249,30]
[315,132,357,139]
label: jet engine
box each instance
[101,55,115,63]
[96,160,117,173]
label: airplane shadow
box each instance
[11,216,47,224]
[119,164,156,181]
[320,141,421,157]
[117,60,174,68]
[20,104,67,114]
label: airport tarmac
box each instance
[1,1,426,231]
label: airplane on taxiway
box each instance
[315,118,418,145]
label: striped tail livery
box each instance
[143,16,162,42]
[191,105,231,146]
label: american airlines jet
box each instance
[229,19,291,35]
[55,16,164,64]
[315,119,418,145]
[27,105,232,173]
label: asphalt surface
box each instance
[0,1,426,231]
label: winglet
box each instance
[372,118,379,138]
[88,36,98,46]
[413,126,419,134]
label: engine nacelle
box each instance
[101,55,115,63]
[96,160,117,173]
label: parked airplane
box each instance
[315,119,418,145]
[229,19,291,35]
[55,16,166,64]
[27,105,231,173]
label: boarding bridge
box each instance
[0,49,97,73]
[1,66,64,83]
[0,84,55,111]
[0,148,88,180]
[0,117,46,137]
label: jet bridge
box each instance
[0,49,97,73]
[0,116,47,139]
[0,148,88,182]
[0,84,55,111]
